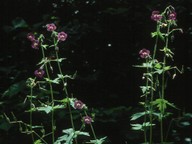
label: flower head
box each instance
[139,48,150,59]
[57,32,68,41]
[34,69,45,78]
[31,40,39,49]
[74,100,85,110]
[168,11,176,20]
[151,11,162,21]
[27,33,35,41]
[83,116,92,124]
[46,23,57,31]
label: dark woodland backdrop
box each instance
[0,0,192,143]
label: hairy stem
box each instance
[41,45,55,143]
[149,24,159,144]
[84,111,97,140]
[29,87,35,143]
[160,23,171,144]
[55,51,77,144]
[144,59,149,143]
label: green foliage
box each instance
[133,62,152,68]
[132,5,184,144]
[86,137,107,144]
[54,128,90,144]
[12,17,28,29]
[0,116,11,131]
[34,140,43,144]
[2,81,26,98]
[131,122,155,131]
[3,17,28,32]
[151,31,165,41]
[152,98,177,113]
[131,111,147,121]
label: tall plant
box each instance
[131,6,183,144]
[4,23,106,144]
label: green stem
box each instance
[149,76,153,144]
[41,46,55,143]
[144,59,149,143]
[152,25,160,60]
[84,111,97,140]
[90,123,97,140]
[149,24,159,144]
[55,51,77,144]
[160,23,170,144]
[29,87,35,143]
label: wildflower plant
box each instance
[131,6,183,144]
[4,23,106,144]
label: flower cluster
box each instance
[27,23,68,50]
[27,33,39,49]
[139,8,178,59]
[151,9,177,22]
[34,69,45,78]
[168,11,177,20]
[139,48,150,59]
[83,116,92,124]
[58,32,68,41]
[74,100,85,110]
[151,11,162,22]
[46,23,57,31]
[23,21,101,144]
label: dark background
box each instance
[0,0,192,143]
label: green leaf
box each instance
[31,125,44,129]
[155,63,162,69]
[53,105,66,110]
[158,31,165,41]
[75,131,90,137]
[0,117,11,131]
[140,86,151,94]
[133,62,152,68]
[151,31,165,41]
[37,58,48,65]
[57,72,77,80]
[131,112,146,121]
[154,69,164,74]
[131,122,155,131]
[34,140,43,144]
[45,78,60,84]
[180,121,190,127]
[164,66,171,71]
[151,32,158,38]
[3,81,26,98]
[131,123,143,130]
[37,105,53,114]
[152,98,177,113]
[54,128,90,144]
[12,17,28,29]
[86,136,107,144]
[41,44,49,49]
[57,58,66,62]
[142,122,155,128]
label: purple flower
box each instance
[34,69,45,78]
[74,100,85,110]
[151,11,162,21]
[83,116,92,124]
[46,23,57,31]
[27,33,35,41]
[31,40,39,49]
[57,32,68,41]
[139,48,150,59]
[168,11,176,20]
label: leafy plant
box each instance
[3,23,106,144]
[131,5,184,144]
